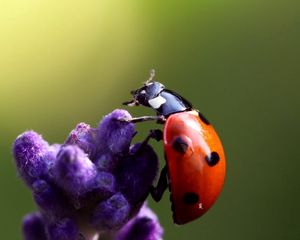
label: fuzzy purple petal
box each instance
[52,145,97,198]
[65,123,97,160]
[32,180,74,221]
[46,218,78,240]
[95,153,118,172]
[115,203,163,240]
[91,192,130,231]
[96,109,136,156]
[116,143,159,205]
[22,212,47,240]
[13,131,49,186]
[92,171,116,198]
[43,144,61,177]
[74,171,117,209]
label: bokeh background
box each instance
[0,1,299,239]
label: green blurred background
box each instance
[0,1,299,239]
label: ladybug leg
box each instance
[144,129,163,142]
[134,129,163,154]
[151,165,168,202]
[120,115,166,124]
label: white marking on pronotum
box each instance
[140,90,146,94]
[148,95,166,109]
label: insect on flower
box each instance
[123,70,226,224]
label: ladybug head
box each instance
[123,70,165,108]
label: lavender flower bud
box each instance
[91,192,130,231]
[52,145,97,198]
[116,143,159,205]
[43,144,61,179]
[46,218,78,240]
[116,203,163,240]
[13,131,49,186]
[95,153,118,172]
[97,109,136,156]
[45,144,60,164]
[65,123,96,159]
[92,171,116,198]
[32,180,74,221]
[22,212,47,240]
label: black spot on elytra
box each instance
[183,192,199,205]
[172,137,189,153]
[206,151,220,166]
[198,111,210,125]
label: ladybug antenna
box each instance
[122,99,139,106]
[144,69,156,85]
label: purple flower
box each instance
[116,203,163,240]
[52,146,98,197]
[14,109,164,240]
[91,192,130,231]
[65,123,97,159]
[22,212,47,240]
[13,131,50,186]
[96,110,136,156]
[116,143,159,206]
[46,218,78,240]
[92,171,116,199]
[32,180,74,221]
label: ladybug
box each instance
[123,71,226,224]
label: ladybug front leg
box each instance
[143,129,163,143]
[121,115,166,124]
[151,165,168,202]
[134,129,163,154]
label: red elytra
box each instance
[163,110,226,224]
